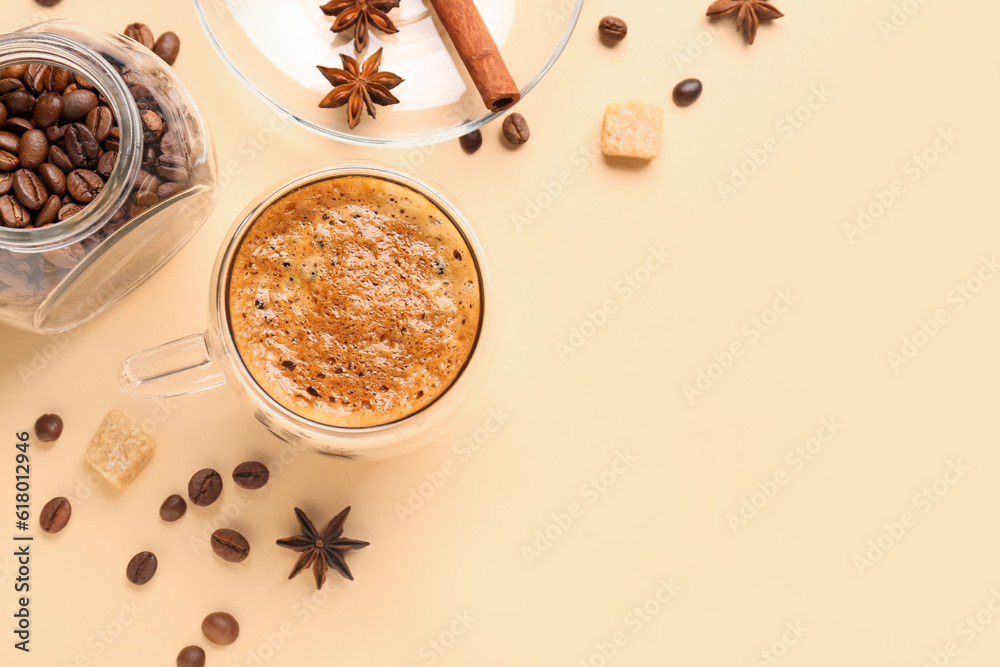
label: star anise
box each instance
[706,0,784,45]
[276,507,369,589]
[317,48,403,129]
[320,0,400,54]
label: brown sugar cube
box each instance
[601,100,663,160]
[84,409,157,490]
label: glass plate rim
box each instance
[193,0,584,148]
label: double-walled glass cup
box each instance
[119,162,491,460]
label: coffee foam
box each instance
[228,175,481,428]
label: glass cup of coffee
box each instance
[119,162,491,459]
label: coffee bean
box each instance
[18,129,48,171]
[129,84,155,100]
[35,195,60,226]
[232,461,269,489]
[134,190,158,207]
[0,194,29,227]
[0,150,17,173]
[135,169,160,193]
[60,89,98,122]
[188,468,222,506]
[66,169,103,204]
[598,16,628,42]
[159,494,187,522]
[459,127,482,154]
[39,163,66,196]
[176,645,206,667]
[211,528,250,562]
[125,551,157,585]
[672,78,703,107]
[124,23,156,50]
[154,32,181,66]
[97,151,117,179]
[157,181,182,199]
[32,92,62,129]
[3,117,33,136]
[0,65,28,80]
[13,169,48,210]
[160,131,182,157]
[44,124,63,143]
[0,101,6,127]
[47,67,70,93]
[34,0,63,7]
[201,612,239,646]
[0,79,24,98]
[501,112,530,145]
[48,145,72,172]
[39,497,71,533]
[24,64,53,94]
[0,131,17,154]
[85,106,114,142]
[156,154,189,183]
[63,123,100,168]
[72,73,95,91]
[33,413,63,441]
[61,82,78,95]
[0,172,11,196]
[0,253,31,286]
[140,109,163,143]
[142,145,158,166]
[121,69,144,87]
[57,203,82,221]
[4,90,35,117]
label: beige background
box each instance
[3,0,1000,664]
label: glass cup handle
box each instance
[118,333,226,399]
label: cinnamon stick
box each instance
[427,0,520,112]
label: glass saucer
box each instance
[194,0,583,147]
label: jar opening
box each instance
[0,29,141,252]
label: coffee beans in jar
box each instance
[0,21,217,334]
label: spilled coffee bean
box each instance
[126,550,157,585]
[39,496,71,533]
[211,528,250,563]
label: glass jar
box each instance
[0,20,217,333]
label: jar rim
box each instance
[0,25,141,252]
